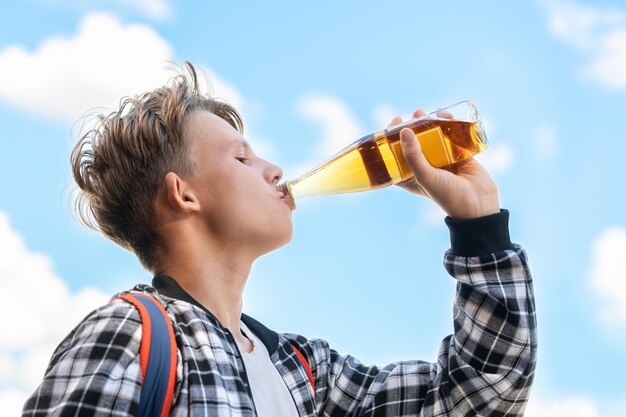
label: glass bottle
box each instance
[279,100,488,200]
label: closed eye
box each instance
[236,157,249,164]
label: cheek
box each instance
[244,194,290,231]
[222,185,269,225]
[201,180,249,227]
[206,169,289,236]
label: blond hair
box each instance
[70,62,243,271]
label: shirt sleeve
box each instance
[22,298,143,417]
[293,209,537,417]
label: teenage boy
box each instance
[23,62,536,417]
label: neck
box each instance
[154,223,256,348]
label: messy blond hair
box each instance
[70,61,243,271]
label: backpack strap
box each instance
[117,293,177,417]
[290,344,315,393]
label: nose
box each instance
[264,160,283,186]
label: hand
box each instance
[391,109,500,220]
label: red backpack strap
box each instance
[117,293,177,417]
[290,343,315,393]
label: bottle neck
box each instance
[278,182,294,200]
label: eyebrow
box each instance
[231,139,251,151]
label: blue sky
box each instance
[1,0,625,415]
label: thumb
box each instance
[400,128,437,185]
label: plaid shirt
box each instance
[23,210,537,417]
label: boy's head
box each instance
[71,62,294,273]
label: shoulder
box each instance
[49,288,150,366]
[281,332,334,364]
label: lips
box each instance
[280,194,296,210]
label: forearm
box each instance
[292,210,537,416]
[443,209,537,413]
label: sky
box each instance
[0,0,625,415]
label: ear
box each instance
[163,172,201,213]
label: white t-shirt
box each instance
[238,321,300,417]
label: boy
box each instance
[23,62,536,416]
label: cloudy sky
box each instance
[1,0,625,415]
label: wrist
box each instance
[447,204,500,221]
[447,193,500,221]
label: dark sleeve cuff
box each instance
[444,209,513,256]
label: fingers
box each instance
[396,178,429,198]
[400,127,438,188]
[387,116,402,128]
[412,109,426,118]
[436,109,454,120]
[389,109,426,129]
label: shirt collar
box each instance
[152,273,280,355]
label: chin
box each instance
[264,225,294,254]
[278,225,295,247]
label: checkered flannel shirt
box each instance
[23,209,537,416]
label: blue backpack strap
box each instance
[117,293,177,417]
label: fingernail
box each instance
[400,128,413,143]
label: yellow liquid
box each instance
[283,118,487,200]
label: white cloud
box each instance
[525,396,602,417]
[533,124,559,160]
[0,11,274,161]
[0,352,17,381]
[545,1,626,90]
[0,13,171,122]
[474,142,515,174]
[246,134,276,161]
[0,13,243,124]
[0,211,109,395]
[114,0,172,20]
[422,204,447,227]
[0,390,27,417]
[198,68,245,115]
[584,29,626,89]
[297,93,363,158]
[589,226,626,326]
[546,2,624,50]
[42,0,172,21]
[371,103,401,129]
[284,94,363,182]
